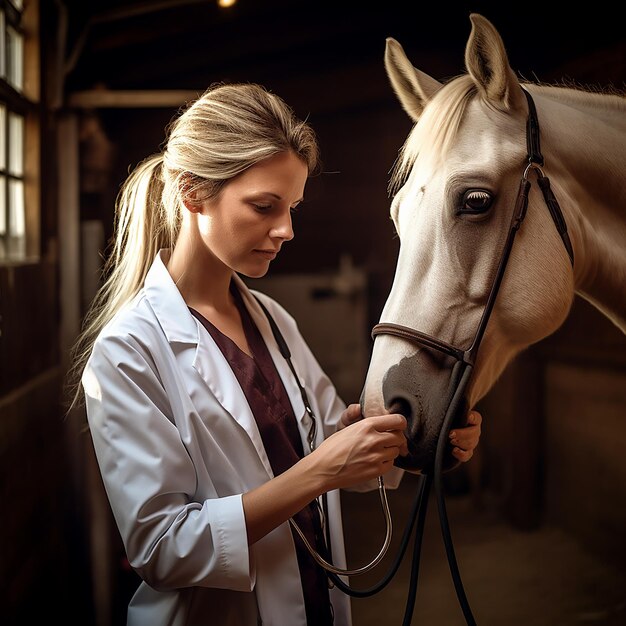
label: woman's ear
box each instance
[180,174,204,213]
[182,195,203,214]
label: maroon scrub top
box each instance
[189,282,333,625]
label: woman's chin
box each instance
[239,264,271,279]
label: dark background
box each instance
[62,1,625,92]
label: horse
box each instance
[361,13,626,472]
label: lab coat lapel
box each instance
[145,250,274,478]
[192,331,275,478]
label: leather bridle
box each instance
[263,88,574,626]
[364,88,574,624]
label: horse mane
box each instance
[532,78,626,98]
[389,75,626,197]
[530,82,626,112]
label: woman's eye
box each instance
[253,202,301,214]
[457,189,493,216]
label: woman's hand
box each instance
[337,403,363,430]
[449,410,482,462]
[314,409,408,491]
[338,404,483,464]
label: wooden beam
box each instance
[57,112,81,380]
[67,89,201,108]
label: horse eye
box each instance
[457,189,493,215]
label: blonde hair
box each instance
[66,82,320,410]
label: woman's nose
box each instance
[270,210,294,241]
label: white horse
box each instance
[362,13,626,471]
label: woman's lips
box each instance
[254,249,278,260]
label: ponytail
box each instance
[66,153,176,412]
[108,154,173,313]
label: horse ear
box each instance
[385,37,443,122]
[464,13,526,110]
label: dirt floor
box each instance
[340,472,626,626]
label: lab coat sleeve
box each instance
[82,333,253,592]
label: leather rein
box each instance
[364,88,574,624]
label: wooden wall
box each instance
[0,141,95,625]
[0,3,95,624]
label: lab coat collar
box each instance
[144,251,274,475]
[144,249,199,344]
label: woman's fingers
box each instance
[366,414,408,458]
[346,413,407,462]
[467,410,482,427]
[449,410,482,456]
[338,403,363,429]
[368,413,407,432]
[451,446,474,462]
[333,406,481,483]
[322,411,410,488]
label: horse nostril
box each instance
[387,396,423,442]
[387,395,425,464]
[388,398,411,420]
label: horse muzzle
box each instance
[378,353,469,473]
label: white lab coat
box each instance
[82,250,353,626]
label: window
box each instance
[1,0,36,262]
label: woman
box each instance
[69,82,482,626]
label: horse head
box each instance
[361,14,578,472]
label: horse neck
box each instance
[533,86,626,333]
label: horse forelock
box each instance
[389,75,476,197]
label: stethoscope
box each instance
[253,295,396,579]
[255,293,435,625]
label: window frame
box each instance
[0,0,40,265]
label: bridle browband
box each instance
[365,88,574,625]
